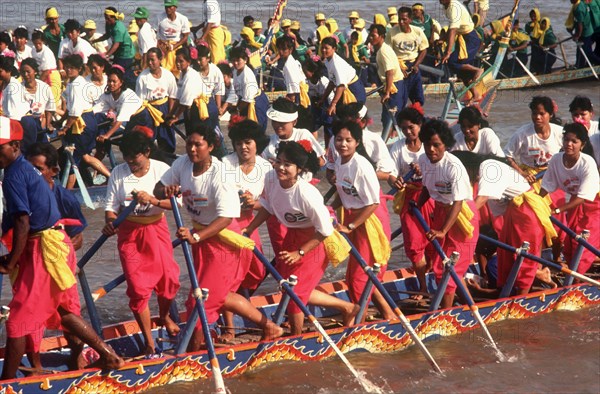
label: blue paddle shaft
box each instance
[549,216,600,258]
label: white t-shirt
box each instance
[65,75,94,116]
[504,123,563,168]
[157,12,191,42]
[58,37,97,63]
[161,155,240,224]
[419,151,472,205]
[335,153,380,209]
[222,153,273,200]
[136,67,178,101]
[106,159,171,217]
[445,0,475,34]
[307,75,334,102]
[200,63,226,97]
[260,170,333,236]
[388,138,425,180]
[324,53,357,86]
[477,159,531,217]
[452,127,505,156]
[385,25,429,62]
[588,120,599,136]
[93,88,143,122]
[233,65,260,103]
[589,132,600,168]
[177,67,208,107]
[262,128,325,162]
[2,78,56,119]
[283,57,306,94]
[32,45,57,71]
[327,127,395,174]
[138,22,158,55]
[15,45,33,67]
[205,0,221,26]
[223,84,237,104]
[541,153,600,201]
[84,74,107,105]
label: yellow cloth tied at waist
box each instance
[342,76,358,105]
[518,165,551,203]
[392,183,421,214]
[38,228,77,291]
[512,191,557,245]
[323,230,351,267]
[126,212,164,225]
[194,95,211,121]
[246,91,262,122]
[71,108,93,135]
[299,81,310,108]
[160,40,179,76]
[456,201,475,239]
[387,80,398,95]
[351,44,360,63]
[192,222,256,250]
[364,214,391,266]
[457,33,468,60]
[134,99,167,126]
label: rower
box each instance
[0,117,124,379]
[156,0,190,78]
[133,7,158,71]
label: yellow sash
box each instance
[388,80,398,95]
[193,95,210,121]
[192,222,256,250]
[518,165,551,204]
[342,79,357,104]
[457,33,468,60]
[160,40,179,76]
[323,230,351,267]
[246,91,262,122]
[71,108,93,135]
[299,81,310,108]
[134,99,166,126]
[512,191,557,244]
[456,201,475,239]
[351,44,360,63]
[126,212,164,225]
[565,0,579,29]
[37,228,77,291]
[392,183,421,214]
[364,214,391,266]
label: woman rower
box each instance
[135,47,178,153]
[31,30,62,109]
[319,36,366,116]
[569,96,600,166]
[540,123,600,275]
[452,106,504,156]
[529,17,557,75]
[103,130,181,356]
[56,54,111,185]
[244,141,359,335]
[388,106,434,298]
[155,123,282,350]
[85,54,110,106]
[416,119,480,309]
[330,120,395,320]
[229,46,270,132]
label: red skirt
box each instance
[185,222,253,325]
[277,227,329,314]
[7,231,80,352]
[564,195,600,274]
[266,215,287,257]
[344,203,390,304]
[235,211,266,290]
[117,216,181,313]
[497,201,544,291]
[426,200,480,295]
[400,185,435,263]
[550,189,568,243]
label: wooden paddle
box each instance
[64,146,95,210]
[170,196,227,394]
[252,247,384,393]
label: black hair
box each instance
[175,46,200,71]
[14,27,28,40]
[296,106,314,131]
[332,119,376,167]
[20,57,39,74]
[228,119,269,154]
[108,65,125,82]
[31,30,44,42]
[336,102,364,121]
[302,57,325,80]
[87,53,110,71]
[0,32,14,51]
[276,140,320,175]
[197,45,210,60]
[367,24,386,37]
[147,47,163,60]
[0,56,18,77]
[419,118,456,148]
[64,19,81,32]
[276,35,295,50]
[398,6,412,16]
[243,15,255,25]
[320,36,337,49]
[350,31,359,41]
[217,62,232,77]
[186,122,219,147]
[27,142,59,168]
[563,122,595,158]
[271,96,299,115]
[229,46,249,62]
[458,106,489,128]
[105,6,118,15]
[450,151,508,183]
[120,130,153,157]
[529,96,561,125]
[63,53,84,72]
[569,95,593,113]
[396,106,424,125]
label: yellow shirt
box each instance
[385,25,429,62]
[445,0,475,34]
[376,42,404,83]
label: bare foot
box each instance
[410,294,424,301]
[218,331,235,344]
[88,345,125,370]
[536,267,557,289]
[262,323,284,341]
[159,316,181,337]
[342,304,360,326]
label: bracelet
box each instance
[553,208,560,215]
[156,199,161,208]
[192,233,201,243]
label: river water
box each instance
[1,0,599,392]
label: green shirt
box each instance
[108,20,135,59]
[574,1,595,37]
[43,24,64,59]
[411,15,433,39]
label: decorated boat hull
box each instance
[1,267,598,393]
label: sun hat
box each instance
[133,7,149,20]
[0,116,24,145]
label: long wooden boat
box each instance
[1,265,598,393]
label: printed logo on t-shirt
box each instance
[434,181,452,194]
[340,177,358,197]
[150,87,167,101]
[562,176,581,194]
[528,148,552,167]
[284,212,308,223]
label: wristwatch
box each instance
[348,223,356,231]
[298,249,305,257]
[192,233,201,243]
[553,208,560,215]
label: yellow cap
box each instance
[83,19,96,29]
[348,11,360,19]
[387,7,398,15]
[45,7,59,19]
[354,18,365,29]
[281,19,292,28]
[128,19,139,33]
[252,21,263,30]
[290,20,300,30]
[315,12,326,21]
[390,15,398,24]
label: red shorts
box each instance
[564,195,600,274]
[235,212,266,290]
